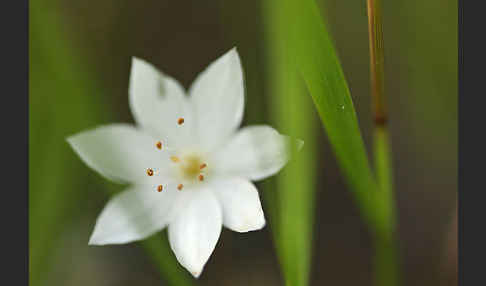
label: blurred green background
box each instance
[30,0,457,285]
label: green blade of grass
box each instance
[268,67,318,286]
[279,0,393,237]
[264,0,319,285]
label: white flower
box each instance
[67,48,302,277]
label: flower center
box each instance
[171,153,207,181]
[146,116,208,192]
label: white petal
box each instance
[168,190,222,278]
[211,178,265,232]
[189,48,245,151]
[129,57,195,147]
[213,125,302,181]
[67,124,169,184]
[89,185,179,245]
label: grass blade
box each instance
[264,0,319,285]
[281,0,391,235]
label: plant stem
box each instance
[373,127,399,286]
[366,0,387,127]
[366,0,400,285]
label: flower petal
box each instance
[129,57,195,147]
[89,185,179,245]
[211,178,265,232]
[67,124,169,184]
[213,125,302,181]
[189,48,245,151]
[168,190,222,278]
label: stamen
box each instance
[199,163,207,170]
[170,156,180,163]
[146,168,154,176]
[177,117,185,125]
[155,141,163,150]
[157,185,163,192]
[177,184,183,191]
[198,174,204,181]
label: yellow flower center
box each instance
[146,117,209,192]
[175,153,206,181]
